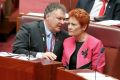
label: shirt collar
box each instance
[44,21,52,37]
[100,0,109,2]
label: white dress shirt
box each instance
[36,21,54,58]
[90,0,108,20]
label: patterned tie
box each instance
[50,34,55,52]
[99,0,106,16]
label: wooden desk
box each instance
[56,67,85,80]
[0,56,63,80]
[56,67,118,80]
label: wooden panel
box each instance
[56,67,85,80]
[0,56,62,80]
[60,0,78,11]
[19,0,78,14]
[19,0,60,14]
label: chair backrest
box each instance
[17,15,43,31]
[87,24,120,79]
[17,14,68,32]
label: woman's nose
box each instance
[68,24,72,29]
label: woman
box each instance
[62,8,105,72]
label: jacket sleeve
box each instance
[62,40,68,67]
[91,40,105,73]
[13,24,37,57]
[114,1,120,20]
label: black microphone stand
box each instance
[28,29,31,60]
[94,48,105,80]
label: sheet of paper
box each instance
[0,52,38,60]
[0,52,18,57]
[12,56,38,60]
[77,72,118,80]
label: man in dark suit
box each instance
[76,0,120,20]
[13,3,69,61]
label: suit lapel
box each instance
[104,0,113,17]
[76,35,91,68]
[37,21,46,52]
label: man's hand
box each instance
[42,52,57,60]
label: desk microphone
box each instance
[95,47,105,80]
[28,29,31,60]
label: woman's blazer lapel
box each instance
[76,36,91,68]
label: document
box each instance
[77,72,118,80]
[0,52,38,60]
[0,52,18,57]
[12,54,38,61]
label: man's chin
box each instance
[68,33,73,36]
[55,28,61,32]
[56,29,61,32]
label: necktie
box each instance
[50,34,55,52]
[99,0,106,16]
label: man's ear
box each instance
[45,13,51,19]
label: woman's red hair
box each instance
[68,8,90,29]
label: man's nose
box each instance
[60,19,65,24]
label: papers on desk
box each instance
[95,20,120,26]
[0,52,38,60]
[12,56,38,61]
[0,52,18,57]
[77,72,118,80]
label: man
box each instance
[76,0,120,20]
[13,3,69,61]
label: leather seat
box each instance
[87,24,120,79]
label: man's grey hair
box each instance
[44,2,67,18]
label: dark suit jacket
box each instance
[76,0,120,20]
[13,20,69,61]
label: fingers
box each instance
[42,52,57,60]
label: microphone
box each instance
[41,33,46,52]
[94,47,105,80]
[28,29,31,60]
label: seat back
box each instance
[17,14,68,31]
[17,15,43,31]
[87,25,120,79]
